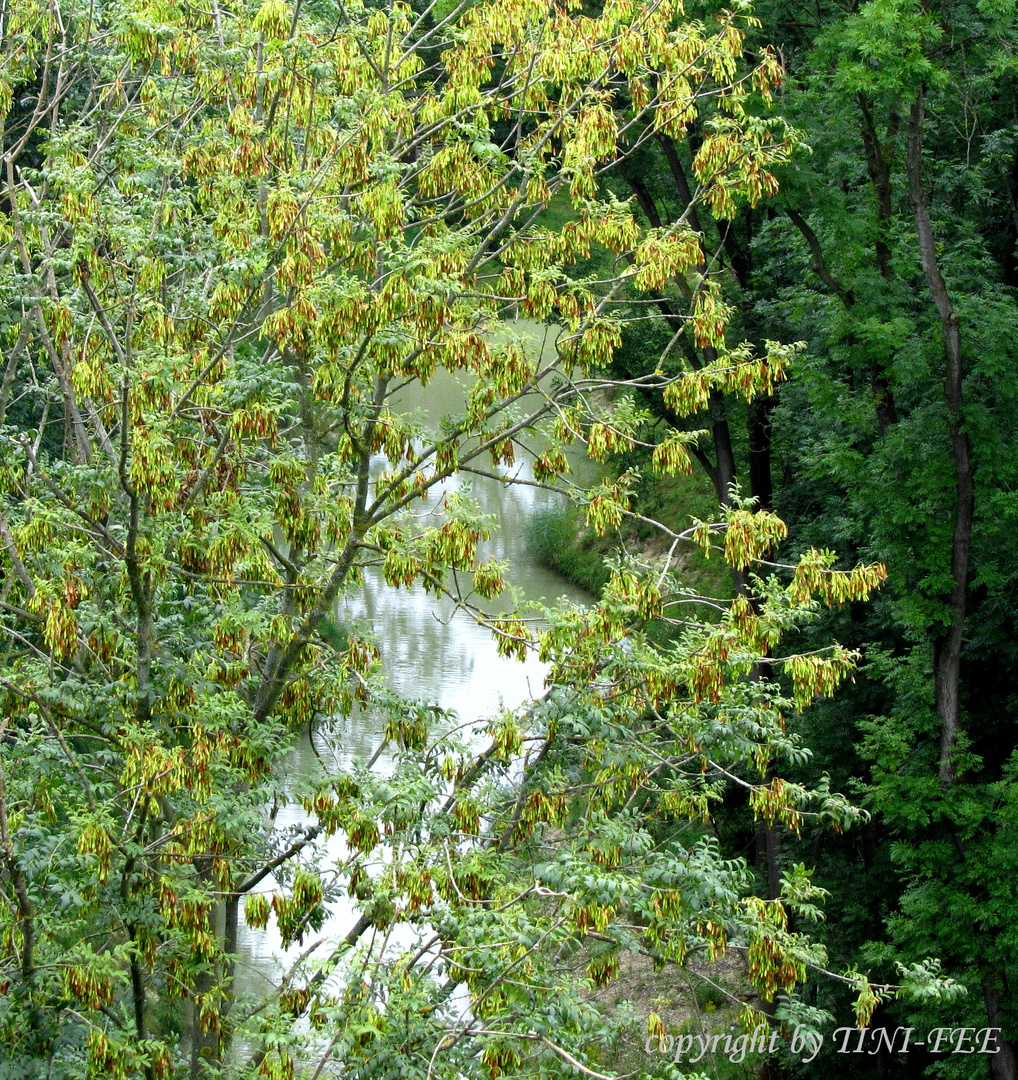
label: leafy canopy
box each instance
[0,0,921,1075]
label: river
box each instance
[233,322,595,1009]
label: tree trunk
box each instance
[983,972,1018,1080]
[621,170,663,230]
[656,131,703,233]
[859,94,897,281]
[747,398,774,510]
[906,89,1014,1078]
[906,93,973,791]
[219,894,240,1057]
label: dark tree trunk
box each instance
[906,93,973,792]
[748,398,774,510]
[707,389,738,507]
[859,94,898,281]
[656,131,703,233]
[754,821,782,902]
[622,170,663,230]
[906,88,1014,1078]
[983,973,1018,1080]
[785,206,898,434]
[716,215,752,288]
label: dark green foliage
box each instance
[549,0,1018,1072]
[721,0,1018,1072]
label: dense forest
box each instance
[0,0,1014,1076]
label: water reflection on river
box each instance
[234,322,596,1003]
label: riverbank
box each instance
[525,467,733,613]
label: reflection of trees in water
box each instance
[314,706,393,771]
[377,318,596,599]
[233,321,593,999]
[345,575,480,711]
[342,421,590,716]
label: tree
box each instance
[591,53,808,919]
[717,0,1018,1073]
[0,0,920,1076]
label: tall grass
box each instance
[525,504,614,596]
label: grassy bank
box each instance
[526,503,615,597]
[526,472,733,610]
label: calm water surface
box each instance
[234,322,595,1003]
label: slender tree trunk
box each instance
[651,131,746,514]
[859,94,898,281]
[906,93,973,792]
[754,821,782,902]
[708,387,738,507]
[189,871,222,1080]
[121,837,152,1079]
[656,131,703,233]
[907,92,1016,1077]
[0,759,43,1047]
[219,894,240,1056]
[621,170,663,230]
